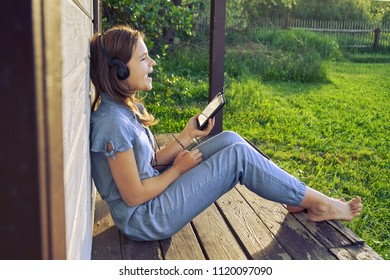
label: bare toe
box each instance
[349,197,363,214]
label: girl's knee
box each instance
[218,130,244,145]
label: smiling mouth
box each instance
[145,74,153,82]
[146,71,153,79]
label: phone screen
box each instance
[197,92,225,129]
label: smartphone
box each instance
[197,89,226,130]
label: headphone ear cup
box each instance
[110,59,130,80]
[99,35,130,80]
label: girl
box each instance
[89,25,362,241]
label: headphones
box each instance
[100,34,130,80]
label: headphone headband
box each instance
[99,33,130,80]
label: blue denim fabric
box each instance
[126,131,307,241]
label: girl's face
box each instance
[126,38,156,91]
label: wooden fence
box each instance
[193,16,390,51]
[252,18,390,51]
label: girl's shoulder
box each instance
[92,101,136,125]
[90,103,139,154]
[91,101,141,138]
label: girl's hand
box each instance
[172,149,203,175]
[183,114,215,139]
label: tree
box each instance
[102,0,193,55]
[291,0,371,21]
[370,0,390,23]
[224,0,374,24]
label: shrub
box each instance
[252,29,343,60]
[224,29,342,82]
[102,0,194,55]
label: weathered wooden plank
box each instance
[62,62,91,258]
[92,193,163,260]
[327,220,364,244]
[216,187,291,260]
[61,0,93,259]
[160,223,206,260]
[91,227,122,260]
[92,195,163,260]
[236,184,336,260]
[91,195,122,260]
[120,235,163,260]
[344,243,383,260]
[291,210,352,249]
[154,133,203,151]
[73,0,93,16]
[191,203,247,260]
[61,0,92,77]
[330,244,383,260]
[62,62,89,166]
[154,133,175,149]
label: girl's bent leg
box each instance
[127,137,307,241]
[196,131,246,160]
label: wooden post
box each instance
[93,0,102,33]
[0,0,66,259]
[373,28,381,50]
[0,0,41,260]
[209,0,226,135]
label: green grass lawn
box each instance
[148,57,390,259]
[224,61,390,259]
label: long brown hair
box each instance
[90,25,157,127]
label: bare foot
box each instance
[307,196,362,222]
[286,205,305,213]
[288,198,348,214]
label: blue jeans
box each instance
[126,131,307,241]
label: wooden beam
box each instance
[0,0,42,260]
[33,0,67,260]
[0,0,66,259]
[93,0,102,33]
[208,0,226,135]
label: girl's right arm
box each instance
[107,143,202,207]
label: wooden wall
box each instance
[0,0,96,259]
[61,0,95,259]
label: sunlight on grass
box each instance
[149,54,390,259]
[223,61,390,259]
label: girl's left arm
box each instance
[153,115,214,169]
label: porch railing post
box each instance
[373,28,381,50]
[208,0,226,135]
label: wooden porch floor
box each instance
[91,134,382,260]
